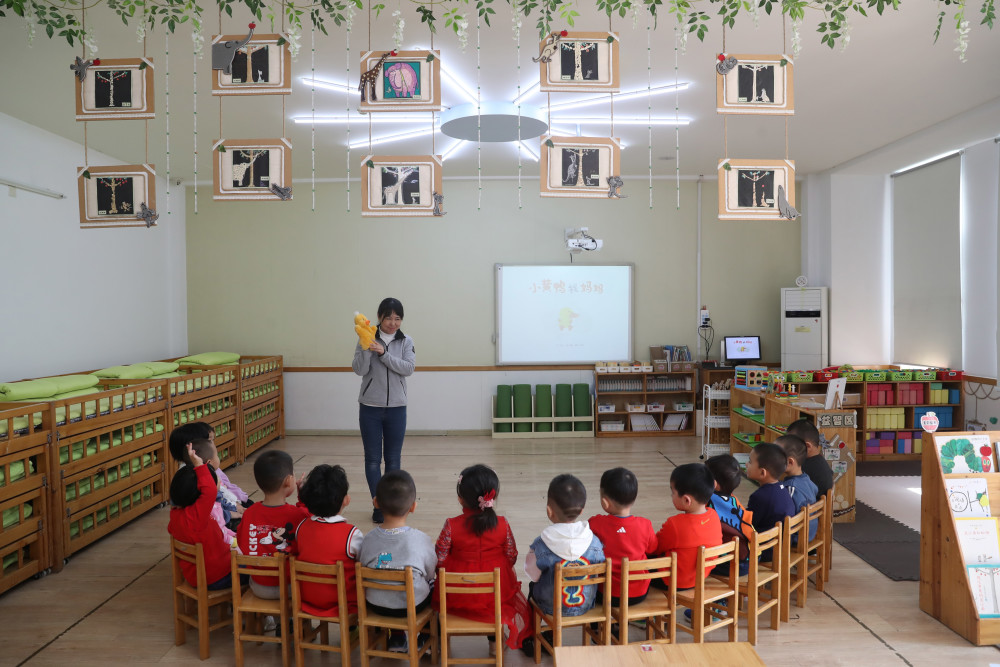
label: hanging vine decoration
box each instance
[2,0,991,59]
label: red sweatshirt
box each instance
[168,465,232,587]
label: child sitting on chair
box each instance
[787,419,833,499]
[295,464,364,615]
[190,421,251,523]
[652,463,722,591]
[236,450,309,599]
[746,443,797,534]
[524,474,605,616]
[435,464,532,654]
[358,469,437,653]
[705,455,754,576]
[191,439,237,547]
[776,435,819,541]
[167,443,236,590]
[588,467,658,607]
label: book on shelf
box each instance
[662,413,689,431]
[946,478,991,518]
[968,565,1000,618]
[934,433,996,474]
[955,517,1000,566]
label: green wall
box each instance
[186,178,800,366]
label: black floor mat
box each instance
[856,460,923,477]
[832,501,920,581]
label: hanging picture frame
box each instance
[75,58,155,121]
[538,32,620,93]
[360,155,442,217]
[717,158,796,221]
[716,54,794,115]
[358,50,442,113]
[212,33,292,95]
[77,164,156,228]
[212,138,293,201]
[539,136,622,199]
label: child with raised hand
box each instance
[434,464,532,654]
[588,467,658,607]
[776,434,819,540]
[190,438,236,547]
[237,450,309,599]
[167,443,235,590]
[191,421,252,516]
[295,464,364,616]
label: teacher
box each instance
[352,297,415,524]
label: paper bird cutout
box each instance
[270,183,293,200]
[136,202,159,227]
[70,56,94,82]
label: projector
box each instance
[565,227,603,253]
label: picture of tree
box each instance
[560,41,599,81]
[738,169,774,208]
[232,45,270,84]
[95,69,132,108]
[232,149,270,188]
[561,148,601,187]
[737,64,775,104]
[96,176,133,215]
[380,166,420,205]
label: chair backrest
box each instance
[233,552,287,602]
[783,508,809,560]
[619,555,676,601]
[750,524,782,579]
[551,560,612,622]
[291,558,349,619]
[356,565,418,623]
[698,537,738,573]
[172,538,207,589]
[807,495,827,537]
[438,568,501,619]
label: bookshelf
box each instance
[594,370,696,437]
[920,430,1000,645]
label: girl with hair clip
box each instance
[434,464,532,654]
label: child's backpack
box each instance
[709,493,755,561]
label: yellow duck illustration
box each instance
[354,312,377,349]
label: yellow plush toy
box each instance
[354,312,377,349]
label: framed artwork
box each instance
[75,58,155,121]
[361,155,442,217]
[358,50,442,113]
[539,136,622,199]
[212,33,291,95]
[77,164,157,228]
[717,159,796,221]
[538,32,619,93]
[212,138,293,201]
[716,54,794,115]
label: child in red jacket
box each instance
[167,442,235,590]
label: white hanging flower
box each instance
[457,17,469,52]
[83,28,99,59]
[675,23,688,55]
[841,14,852,51]
[24,15,36,45]
[511,7,522,42]
[749,0,761,29]
[136,22,147,43]
[790,18,803,58]
[192,25,206,59]
[345,2,356,32]
[631,5,639,30]
[286,23,302,60]
[392,9,405,51]
[955,18,970,62]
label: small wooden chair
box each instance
[290,558,358,667]
[232,552,291,667]
[529,560,613,663]
[356,565,439,667]
[779,509,809,622]
[614,556,677,646]
[805,493,830,594]
[676,537,740,643]
[170,538,233,660]
[823,488,835,582]
[438,567,503,667]
[738,524,782,645]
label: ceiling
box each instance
[1,3,999,184]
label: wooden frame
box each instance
[438,567,503,666]
[212,138,292,201]
[77,164,157,228]
[779,509,809,622]
[676,538,739,643]
[717,158,796,221]
[539,136,622,199]
[538,32,620,93]
[356,565,439,665]
[232,552,291,667]
[529,560,613,662]
[291,558,358,666]
[171,538,234,660]
[361,154,443,217]
[358,50,442,113]
[616,556,677,646]
[75,57,155,120]
[733,524,782,645]
[717,54,794,115]
[212,33,291,95]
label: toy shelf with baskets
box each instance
[594,370,696,437]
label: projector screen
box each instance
[496,264,633,364]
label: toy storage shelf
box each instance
[729,387,766,453]
[595,370,696,437]
[491,396,594,439]
[920,430,1000,645]
[702,385,731,459]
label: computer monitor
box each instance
[722,336,761,365]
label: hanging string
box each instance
[282,96,285,138]
[193,23,199,214]
[783,15,786,53]
[476,6,482,211]
[431,28,435,155]
[165,29,171,217]
[647,23,652,209]
[785,117,789,160]
[722,23,726,53]
[82,6,88,166]
[515,4,522,210]
[674,17,680,209]
[143,8,148,165]
[219,97,223,137]
[346,9,352,212]
[310,21,316,212]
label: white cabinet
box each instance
[781,287,829,370]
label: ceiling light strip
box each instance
[512,80,539,105]
[518,141,539,162]
[348,127,435,149]
[550,117,690,125]
[546,83,689,111]
[442,140,466,161]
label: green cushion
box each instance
[134,361,180,375]
[95,365,154,380]
[0,378,59,401]
[175,351,241,366]
[51,375,100,394]
[2,502,32,530]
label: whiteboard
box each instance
[495,264,633,365]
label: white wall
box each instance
[0,112,188,381]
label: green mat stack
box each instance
[573,383,593,431]
[554,384,573,431]
[512,384,533,432]
[534,384,552,432]
[495,385,512,433]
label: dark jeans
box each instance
[208,572,249,591]
[359,404,407,499]
[366,593,431,617]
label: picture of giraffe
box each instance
[380,166,420,205]
[383,61,420,99]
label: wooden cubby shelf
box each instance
[594,370,695,437]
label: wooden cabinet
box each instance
[594,370,695,437]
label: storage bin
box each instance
[937,370,964,381]
[913,370,936,381]
[842,370,865,381]
[789,371,814,382]
[864,370,888,381]
[890,371,913,381]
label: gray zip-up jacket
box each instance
[352,329,415,407]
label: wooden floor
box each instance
[3,434,998,666]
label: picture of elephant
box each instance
[383,62,420,99]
